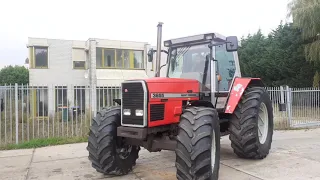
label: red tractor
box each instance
[87,23,273,180]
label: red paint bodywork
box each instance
[224,77,262,114]
[130,77,262,127]
[144,77,200,127]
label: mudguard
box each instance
[225,77,264,114]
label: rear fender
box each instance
[225,78,264,114]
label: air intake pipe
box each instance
[155,22,163,77]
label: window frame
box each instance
[72,48,86,70]
[73,61,86,69]
[29,46,49,69]
[96,47,144,70]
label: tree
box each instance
[0,65,29,85]
[238,29,270,79]
[287,0,320,62]
[238,22,316,87]
[313,71,320,87]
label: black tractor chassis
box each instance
[117,126,177,152]
[117,119,230,152]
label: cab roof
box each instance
[164,33,227,47]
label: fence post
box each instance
[280,86,285,104]
[286,85,292,127]
[92,84,97,116]
[15,83,19,144]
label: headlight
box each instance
[123,109,131,116]
[135,109,143,116]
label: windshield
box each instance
[167,44,210,87]
[167,44,211,91]
[167,43,236,92]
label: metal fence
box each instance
[267,86,320,129]
[0,84,319,146]
[0,84,121,146]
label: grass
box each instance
[0,108,92,150]
[0,109,92,145]
[0,136,88,150]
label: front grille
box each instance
[150,104,165,121]
[122,82,145,126]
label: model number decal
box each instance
[151,93,199,98]
[152,93,165,98]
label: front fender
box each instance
[225,77,264,114]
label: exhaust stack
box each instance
[155,22,163,77]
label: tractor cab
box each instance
[148,32,240,107]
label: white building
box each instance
[26,37,167,116]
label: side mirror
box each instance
[147,48,154,62]
[226,36,238,52]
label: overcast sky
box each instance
[0,0,291,68]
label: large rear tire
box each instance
[175,106,220,180]
[87,106,140,175]
[229,86,273,159]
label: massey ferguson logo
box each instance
[124,89,128,92]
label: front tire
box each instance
[229,86,274,159]
[87,106,140,175]
[175,106,220,180]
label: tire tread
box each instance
[176,106,220,180]
[87,106,140,175]
[229,86,273,159]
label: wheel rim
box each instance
[258,102,269,144]
[116,137,133,159]
[211,129,216,174]
[117,144,132,159]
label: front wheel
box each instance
[175,106,220,180]
[229,86,274,159]
[87,106,140,175]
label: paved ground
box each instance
[1,128,320,180]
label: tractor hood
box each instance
[144,77,199,84]
[123,77,200,100]
[144,77,200,100]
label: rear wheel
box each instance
[229,86,273,159]
[175,106,220,180]
[87,106,140,175]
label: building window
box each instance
[104,49,115,67]
[29,46,48,68]
[72,48,86,69]
[133,50,143,69]
[73,61,85,69]
[116,49,123,68]
[96,48,143,69]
